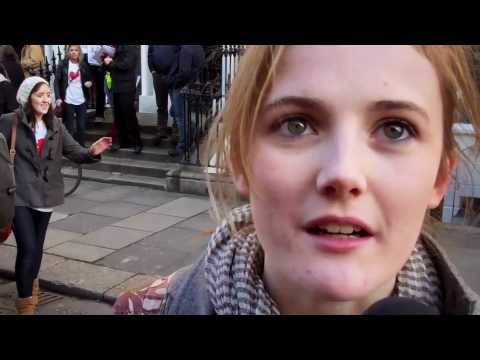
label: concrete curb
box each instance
[0,267,118,305]
[69,171,167,191]
[166,165,235,196]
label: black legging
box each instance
[12,206,52,298]
[113,91,142,147]
[90,65,105,118]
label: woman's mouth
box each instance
[304,217,374,253]
[306,223,370,237]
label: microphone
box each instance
[363,297,440,315]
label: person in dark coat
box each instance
[0,63,18,117]
[167,45,206,157]
[0,45,25,93]
[148,45,181,144]
[103,45,143,154]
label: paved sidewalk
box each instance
[1,179,480,314]
[0,180,217,309]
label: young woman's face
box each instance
[68,47,80,62]
[235,46,452,303]
[31,84,51,116]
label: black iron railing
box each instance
[38,46,64,84]
[180,45,245,166]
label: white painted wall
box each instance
[443,124,480,223]
[139,45,156,113]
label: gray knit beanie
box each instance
[16,76,49,108]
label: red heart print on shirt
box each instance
[37,138,45,157]
[69,71,80,81]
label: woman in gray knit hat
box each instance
[115,46,480,315]
[0,76,112,314]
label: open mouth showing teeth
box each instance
[306,225,370,237]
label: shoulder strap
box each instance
[9,113,17,163]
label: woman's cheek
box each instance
[252,144,310,201]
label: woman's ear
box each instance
[428,154,458,209]
[228,156,250,198]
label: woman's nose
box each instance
[315,131,368,201]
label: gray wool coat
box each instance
[0,108,100,208]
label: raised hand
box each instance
[89,137,112,156]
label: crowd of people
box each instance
[0,44,207,158]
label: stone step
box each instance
[86,122,158,135]
[82,156,179,178]
[64,168,168,190]
[85,128,168,148]
[85,110,167,134]
[100,145,175,163]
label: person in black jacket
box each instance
[54,45,93,147]
[148,45,180,145]
[103,45,143,154]
[0,63,18,117]
[0,45,25,93]
[167,45,206,157]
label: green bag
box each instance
[105,71,112,90]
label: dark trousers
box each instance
[64,102,87,147]
[90,65,105,118]
[170,88,189,151]
[12,206,52,298]
[113,91,142,147]
[152,72,169,132]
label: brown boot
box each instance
[15,297,36,315]
[32,279,40,307]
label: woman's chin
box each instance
[293,267,384,302]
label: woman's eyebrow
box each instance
[368,100,430,123]
[262,97,430,123]
[263,96,331,113]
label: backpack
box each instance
[0,113,17,241]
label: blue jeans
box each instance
[169,89,187,152]
[64,102,87,147]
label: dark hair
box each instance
[0,63,8,78]
[0,45,20,62]
[24,81,54,130]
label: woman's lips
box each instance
[303,215,375,253]
[305,232,372,253]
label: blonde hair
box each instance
[66,45,83,64]
[206,45,480,231]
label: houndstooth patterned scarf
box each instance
[205,204,443,315]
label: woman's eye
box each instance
[279,117,313,136]
[378,120,415,141]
